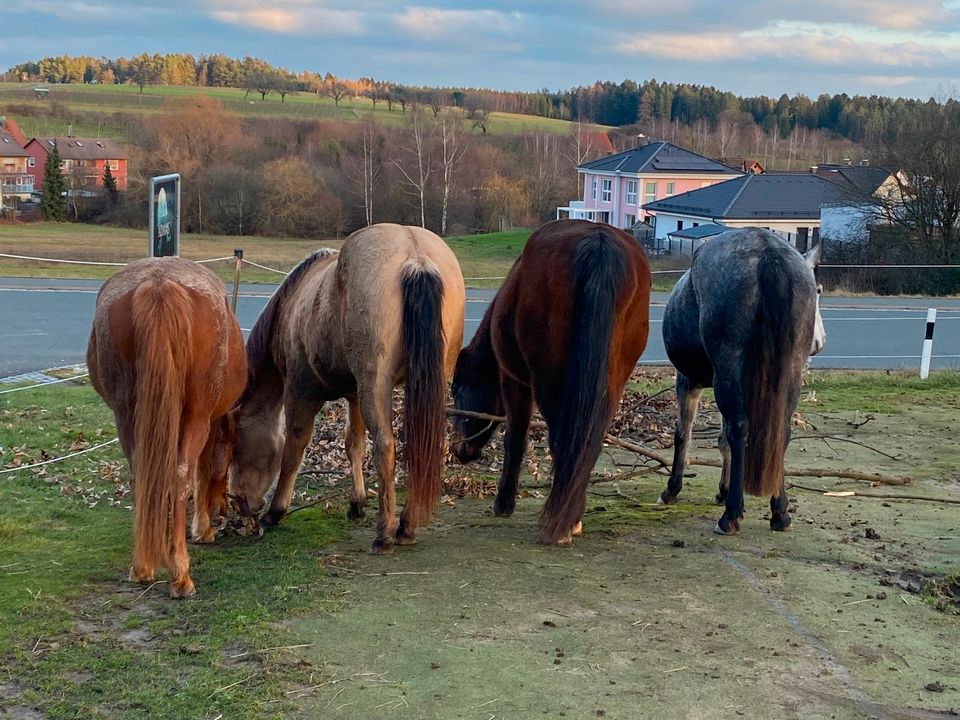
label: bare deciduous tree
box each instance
[437,109,468,235]
[393,107,433,228]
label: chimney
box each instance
[809,165,818,174]
[636,133,646,148]
[843,157,852,166]
[860,158,870,167]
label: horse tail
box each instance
[742,247,798,497]
[542,229,628,540]
[400,260,447,528]
[130,278,194,570]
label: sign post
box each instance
[148,173,181,257]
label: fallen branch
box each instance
[788,482,960,505]
[791,433,902,461]
[445,408,912,486]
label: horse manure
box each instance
[925,681,945,693]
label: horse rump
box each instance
[541,229,628,542]
[399,261,447,530]
[742,247,799,497]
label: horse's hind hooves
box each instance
[657,493,678,506]
[370,539,395,555]
[770,517,793,532]
[713,517,741,536]
[347,503,366,521]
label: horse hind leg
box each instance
[713,374,746,536]
[359,379,399,554]
[659,374,702,505]
[770,388,799,532]
[716,419,731,505]
[345,396,367,521]
[170,413,212,597]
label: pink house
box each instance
[556,140,742,229]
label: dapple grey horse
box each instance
[657,227,825,535]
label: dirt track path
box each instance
[276,474,960,720]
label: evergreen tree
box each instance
[41,142,67,221]
[102,163,119,203]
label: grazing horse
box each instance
[87,258,246,598]
[450,219,651,545]
[230,224,465,554]
[657,227,826,535]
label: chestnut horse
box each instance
[230,224,465,554]
[657,228,826,535]
[87,258,246,598]
[450,220,651,544]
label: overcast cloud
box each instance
[3,0,959,98]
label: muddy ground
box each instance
[274,396,960,720]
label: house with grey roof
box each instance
[642,172,847,253]
[556,138,742,230]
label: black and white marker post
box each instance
[920,308,937,379]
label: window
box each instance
[644,182,657,205]
[665,182,675,196]
[624,213,636,229]
[676,220,684,232]
[626,180,638,205]
[591,178,597,201]
[27,157,35,167]
[601,178,612,203]
[693,222,699,228]
[108,160,119,171]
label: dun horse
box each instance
[657,227,826,534]
[230,224,465,554]
[87,258,246,598]
[450,219,651,544]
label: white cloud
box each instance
[206,1,366,36]
[393,6,520,40]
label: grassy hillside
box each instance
[0,82,602,141]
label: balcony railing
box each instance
[0,173,35,193]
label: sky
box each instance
[3,0,960,99]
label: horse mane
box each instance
[243,249,337,399]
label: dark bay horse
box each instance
[450,219,651,545]
[87,258,246,598]
[230,224,465,554]
[657,227,826,535]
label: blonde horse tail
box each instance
[130,278,194,571]
[399,260,446,529]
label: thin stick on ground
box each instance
[787,482,960,505]
[445,408,913,486]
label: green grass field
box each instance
[0,82,600,141]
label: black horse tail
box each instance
[400,260,447,529]
[542,230,628,541]
[743,247,799,497]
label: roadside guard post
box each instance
[920,308,937,380]
[148,173,181,258]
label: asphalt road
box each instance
[2,277,960,378]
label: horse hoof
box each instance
[128,566,155,584]
[657,492,678,506]
[347,502,366,521]
[713,517,741,536]
[770,516,793,532]
[370,538,395,556]
[395,532,417,546]
[491,501,515,517]
[714,493,726,505]
[170,577,196,599]
[260,510,285,528]
[192,530,216,545]
[571,521,583,537]
[538,532,573,546]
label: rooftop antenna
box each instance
[637,133,646,148]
